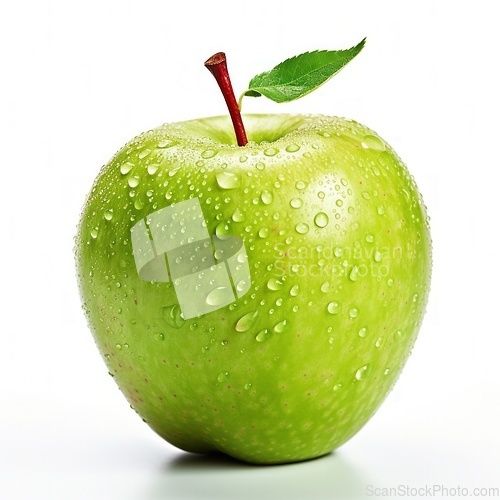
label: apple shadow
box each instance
[141,449,368,500]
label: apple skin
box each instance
[75,114,431,464]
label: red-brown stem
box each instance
[205,52,248,147]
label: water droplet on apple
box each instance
[387,278,394,287]
[216,171,241,190]
[393,330,402,341]
[274,320,287,333]
[120,162,134,175]
[264,147,278,157]
[137,148,151,159]
[412,293,419,302]
[282,143,299,153]
[154,333,165,342]
[374,251,383,262]
[201,149,217,159]
[267,278,283,291]
[244,383,253,390]
[290,198,303,209]
[295,222,309,234]
[321,282,330,293]
[104,210,114,221]
[384,368,391,376]
[361,135,385,151]
[258,227,269,238]
[215,221,231,239]
[318,191,325,199]
[256,162,265,171]
[201,346,209,353]
[333,383,343,392]
[314,212,329,228]
[162,304,185,329]
[290,284,299,297]
[236,280,248,292]
[256,329,269,342]
[355,364,371,380]
[295,181,307,190]
[334,247,343,258]
[261,190,273,205]
[365,234,374,243]
[115,343,122,350]
[235,311,258,332]
[349,307,359,318]
[358,327,368,338]
[90,228,99,239]
[377,205,385,215]
[217,372,229,382]
[147,164,159,175]
[375,337,383,348]
[206,286,231,306]
[128,176,140,188]
[231,207,245,222]
[349,266,360,281]
[327,302,341,314]
[156,139,177,148]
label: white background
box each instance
[1,1,499,499]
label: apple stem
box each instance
[205,52,248,147]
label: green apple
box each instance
[75,112,431,464]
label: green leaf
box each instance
[240,38,366,105]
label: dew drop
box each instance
[115,343,122,350]
[104,210,114,221]
[231,207,245,222]
[374,250,383,262]
[147,164,159,175]
[244,383,253,390]
[321,282,330,293]
[258,227,269,238]
[236,279,248,292]
[333,383,343,392]
[267,278,283,291]
[264,147,278,157]
[412,293,419,302]
[120,162,134,175]
[290,197,303,209]
[216,171,241,190]
[349,265,360,282]
[375,337,383,348]
[384,368,391,376]
[295,222,309,234]
[215,221,231,239]
[355,364,371,381]
[261,190,273,205]
[206,286,232,306]
[393,330,402,341]
[387,278,394,287]
[128,176,140,188]
[201,148,217,159]
[318,191,325,199]
[314,212,329,228]
[349,307,359,318]
[377,205,385,215]
[274,320,287,333]
[327,302,341,315]
[290,284,300,297]
[90,228,99,239]
[162,304,185,329]
[154,333,165,342]
[256,162,265,171]
[256,329,269,342]
[217,372,229,383]
[358,327,368,338]
[285,143,300,153]
[361,134,385,151]
[295,181,307,190]
[365,234,374,243]
[235,311,258,332]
